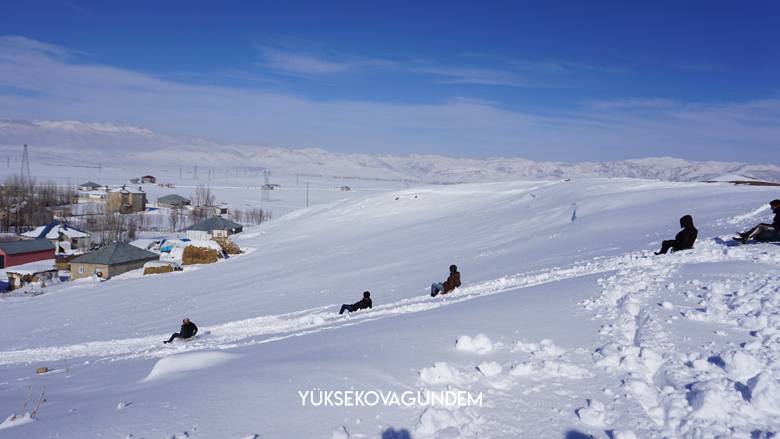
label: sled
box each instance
[754,230,780,243]
[172,330,211,343]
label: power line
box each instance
[20,144,31,184]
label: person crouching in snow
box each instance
[655,215,698,255]
[431,265,461,297]
[163,318,198,343]
[339,291,373,315]
[735,199,780,243]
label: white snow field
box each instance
[1,177,780,438]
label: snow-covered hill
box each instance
[2,119,779,183]
[1,178,779,437]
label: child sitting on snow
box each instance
[339,291,373,314]
[736,199,780,243]
[431,264,461,296]
[655,215,698,255]
[163,318,198,343]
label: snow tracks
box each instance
[0,250,670,366]
[581,239,780,437]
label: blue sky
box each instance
[1,0,778,162]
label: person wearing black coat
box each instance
[736,199,780,243]
[339,291,373,314]
[655,215,698,255]
[163,318,198,343]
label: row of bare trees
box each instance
[0,178,271,242]
[230,208,270,227]
[0,175,78,233]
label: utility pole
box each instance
[306,182,309,207]
[261,169,271,202]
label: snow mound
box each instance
[143,351,236,382]
[513,339,566,357]
[576,399,607,427]
[331,425,350,439]
[418,362,472,386]
[455,334,494,355]
[509,359,590,380]
[749,373,780,416]
[0,413,34,431]
[475,361,502,377]
[414,406,482,438]
[720,350,762,382]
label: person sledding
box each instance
[735,199,780,244]
[163,318,198,344]
[655,215,698,255]
[339,291,373,315]
[431,264,461,297]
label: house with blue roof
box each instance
[21,220,92,255]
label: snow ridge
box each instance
[2,119,779,183]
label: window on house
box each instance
[79,267,84,274]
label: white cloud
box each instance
[255,45,560,87]
[259,47,356,74]
[0,36,778,162]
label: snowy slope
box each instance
[2,119,780,183]
[1,178,779,438]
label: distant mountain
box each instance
[1,119,779,183]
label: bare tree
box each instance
[169,207,180,232]
[193,184,215,207]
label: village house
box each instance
[186,216,243,240]
[20,220,92,255]
[78,191,106,202]
[141,175,156,184]
[4,260,59,291]
[0,239,55,269]
[157,194,191,208]
[212,203,229,216]
[78,181,103,191]
[69,241,159,280]
[106,186,147,214]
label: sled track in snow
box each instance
[0,239,776,366]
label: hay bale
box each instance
[36,367,49,374]
[182,245,220,265]
[144,265,174,275]
[213,236,241,255]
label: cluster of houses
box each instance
[79,180,226,215]
[79,177,175,214]
[0,175,250,293]
[0,215,244,293]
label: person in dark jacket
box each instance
[655,215,698,255]
[339,291,373,314]
[431,265,462,297]
[736,199,780,243]
[163,318,198,343]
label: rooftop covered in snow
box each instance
[21,220,90,240]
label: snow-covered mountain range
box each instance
[1,119,778,183]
